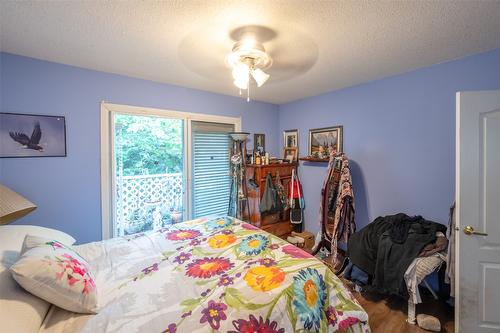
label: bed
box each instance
[6,216,370,333]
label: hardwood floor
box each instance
[342,279,455,333]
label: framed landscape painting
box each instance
[308,125,343,158]
[0,113,67,158]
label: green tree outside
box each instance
[115,114,184,176]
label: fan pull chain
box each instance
[247,78,250,102]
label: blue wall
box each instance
[0,53,279,243]
[3,48,500,242]
[279,48,500,234]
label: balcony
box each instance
[115,173,183,236]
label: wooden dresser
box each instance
[245,163,298,237]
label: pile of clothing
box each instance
[345,213,447,298]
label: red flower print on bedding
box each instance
[186,257,233,279]
[166,229,202,241]
[338,316,362,330]
[241,223,258,230]
[281,244,313,258]
[45,240,65,250]
[53,253,96,294]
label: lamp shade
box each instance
[0,184,37,225]
[229,132,250,141]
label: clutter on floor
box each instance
[416,314,442,332]
[286,230,315,253]
[344,207,456,328]
[347,213,447,298]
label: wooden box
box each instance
[292,231,315,253]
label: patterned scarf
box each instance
[319,151,355,267]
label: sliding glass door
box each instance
[103,103,241,239]
[113,113,185,236]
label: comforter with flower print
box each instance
[71,216,369,333]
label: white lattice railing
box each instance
[116,173,183,235]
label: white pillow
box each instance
[20,234,63,254]
[10,238,98,314]
[0,225,77,333]
[0,225,76,266]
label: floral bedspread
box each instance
[74,216,369,333]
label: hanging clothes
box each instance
[274,172,289,211]
[259,173,282,215]
[318,151,356,268]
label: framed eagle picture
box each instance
[0,113,67,158]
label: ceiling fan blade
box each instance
[178,23,318,85]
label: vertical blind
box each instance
[191,121,234,218]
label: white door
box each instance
[456,91,500,332]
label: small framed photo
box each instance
[0,113,67,158]
[283,129,299,149]
[308,126,343,158]
[254,133,265,154]
[283,147,298,163]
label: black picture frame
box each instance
[254,133,265,154]
[0,112,67,158]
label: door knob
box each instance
[463,225,488,236]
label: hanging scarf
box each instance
[319,151,356,267]
[275,172,289,211]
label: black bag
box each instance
[290,169,303,225]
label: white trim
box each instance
[100,102,111,240]
[100,102,241,240]
[454,92,461,333]
[185,119,192,219]
[101,102,242,127]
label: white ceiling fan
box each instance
[225,35,272,101]
[178,24,318,102]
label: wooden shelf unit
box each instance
[299,157,329,163]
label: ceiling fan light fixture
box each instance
[232,63,250,90]
[238,37,260,52]
[226,38,272,101]
[232,63,249,81]
[251,68,270,87]
[233,78,248,90]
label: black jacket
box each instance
[347,213,447,298]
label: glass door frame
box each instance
[100,102,241,239]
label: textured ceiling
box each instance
[1,1,500,104]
